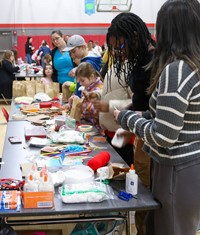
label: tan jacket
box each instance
[99,69,133,132]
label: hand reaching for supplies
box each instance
[82,91,98,102]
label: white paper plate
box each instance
[64,165,94,184]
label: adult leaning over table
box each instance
[50,30,76,92]
[0,50,20,99]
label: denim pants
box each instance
[26,53,32,64]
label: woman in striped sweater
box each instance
[114,0,200,234]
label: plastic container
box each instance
[64,165,94,184]
[38,174,54,192]
[23,174,38,192]
[125,164,138,196]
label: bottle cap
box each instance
[44,174,48,182]
[40,171,43,178]
[129,164,135,173]
[131,164,134,170]
[29,174,33,181]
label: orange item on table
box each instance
[22,191,54,208]
[0,190,18,210]
[20,104,39,113]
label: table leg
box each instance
[125,211,132,235]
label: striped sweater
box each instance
[118,60,200,165]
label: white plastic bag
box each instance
[60,181,115,203]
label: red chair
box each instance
[1,107,9,122]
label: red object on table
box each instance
[39,102,52,109]
[87,151,110,171]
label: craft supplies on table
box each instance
[87,151,110,171]
[0,190,21,211]
[60,181,115,203]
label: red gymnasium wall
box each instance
[17,35,106,60]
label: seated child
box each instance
[41,64,53,85]
[67,62,103,130]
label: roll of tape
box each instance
[78,125,93,132]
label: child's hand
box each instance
[68,94,75,104]
[62,81,72,88]
[81,90,89,100]
[64,103,71,112]
[89,92,98,102]
[82,91,98,102]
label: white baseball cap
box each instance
[63,35,86,51]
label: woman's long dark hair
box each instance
[106,12,155,86]
[148,0,200,93]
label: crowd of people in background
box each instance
[0,31,107,99]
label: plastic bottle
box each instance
[23,174,38,192]
[37,166,49,186]
[38,174,54,192]
[126,164,138,195]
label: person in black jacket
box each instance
[25,36,34,64]
[0,50,20,99]
[106,12,156,235]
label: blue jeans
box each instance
[26,54,32,64]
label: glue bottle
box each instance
[125,164,138,196]
[39,173,54,192]
[23,174,38,192]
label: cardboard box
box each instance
[22,191,54,209]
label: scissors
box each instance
[118,191,136,201]
[110,183,137,201]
